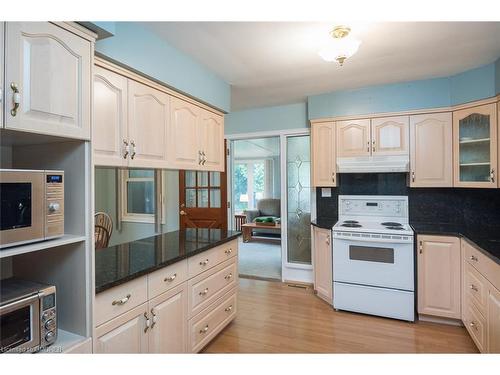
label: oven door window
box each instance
[0,306,32,353]
[349,245,395,264]
[0,183,32,231]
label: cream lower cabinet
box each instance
[409,112,453,187]
[312,226,333,304]
[4,22,93,139]
[417,235,461,319]
[487,285,500,353]
[311,121,337,187]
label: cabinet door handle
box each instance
[411,171,415,183]
[130,140,136,159]
[144,312,150,333]
[225,305,233,312]
[199,259,209,266]
[372,140,376,152]
[10,82,21,116]
[419,241,423,254]
[199,288,209,296]
[224,273,233,280]
[225,248,232,255]
[123,139,129,159]
[198,150,203,165]
[112,294,131,306]
[469,255,478,262]
[367,141,370,152]
[490,169,495,183]
[469,321,477,330]
[326,235,330,246]
[164,273,177,282]
[332,172,335,183]
[150,308,157,329]
[199,324,209,334]
[469,284,478,292]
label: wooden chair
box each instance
[95,212,113,250]
[234,213,247,231]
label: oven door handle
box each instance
[0,293,40,314]
[332,235,413,244]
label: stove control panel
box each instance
[339,195,408,218]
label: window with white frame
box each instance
[120,169,166,224]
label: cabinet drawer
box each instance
[464,262,488,316]
[463,301,487,353]
[95,276,148,327]
[188,258,237,317]
[463,240,500,290]
[148,260,188,299]
[188,240,237,278]
[189,288,237,353]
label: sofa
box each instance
[243,198,281,237]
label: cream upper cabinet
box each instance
[149,284,188,353]
[0,22,4,127]
[313,226,333,304]
[127,80,170,168]
[198,109,225,172]
[95,303,149,354]
[93,66,128,166]
[409,112,453,187]
[336,119,371,157]
[167,97,201,169]
[311,121,336,187]
[371,116,409,156]
[417,235,461,319]
[453,103,498,188]
[4,22,92,139]
[487,284,500,353]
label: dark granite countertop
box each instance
[311,218,337,230]
[411,222,500,265]
[95,229,241,294]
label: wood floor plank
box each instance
[202,278,478,353]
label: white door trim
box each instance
[225,127,309,140]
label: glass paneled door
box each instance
[286,135,311,264]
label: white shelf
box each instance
[38,329,88,354]
[0,234,87,259]
[459,162,490,167]
[459,137,490,144]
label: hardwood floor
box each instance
[203,278,478,353]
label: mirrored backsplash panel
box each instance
[95,167,180,248]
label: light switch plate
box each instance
[321,188,332,197]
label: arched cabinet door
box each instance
[371,116,409,156]
[167,97,201,170]
[198,109,224,172]
[127,80,169,168]
[4,22,92,139]
[311,121,336,187]
[336,119,371,157]
[93,66,128,167]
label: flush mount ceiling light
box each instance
[318,25,361,66]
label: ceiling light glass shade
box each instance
[318,37,361,64]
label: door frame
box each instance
[226,128,313,283]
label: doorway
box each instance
[230,137,282,280]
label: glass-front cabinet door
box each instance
[453,103,498,188]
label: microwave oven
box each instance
[0,278,57,353]
[0,169,64,249]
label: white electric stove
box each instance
[332,195,415,322]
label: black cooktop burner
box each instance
[381,222,403,227]
[343,220,359,224]
[341,223,362,228]
[386,226,404,230]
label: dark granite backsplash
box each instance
[316,173,500,236]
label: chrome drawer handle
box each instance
[150,308,157,329]
[112,294,131,306]
[10,82,20,116]
[199,259,209,266]
[225,305,233,312]
[130,139,136,159]
[144,312,150,333]
[224,273,233,280]
[469,321,477,330]
[199,324,209,334]
[469,255,478,262]
[470,284,478,292]
[123,139,129,159]
[199,288,209,296]
[164,273,177,282]
[225,248,232,255]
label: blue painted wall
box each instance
[308,62,498,120]
[496,57,500,95]
[225,102,308,135]
[95,22,231,112]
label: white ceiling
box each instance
[141,22,500,111]
[233,137,280,159]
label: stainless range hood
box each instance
[337,155,409,173]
